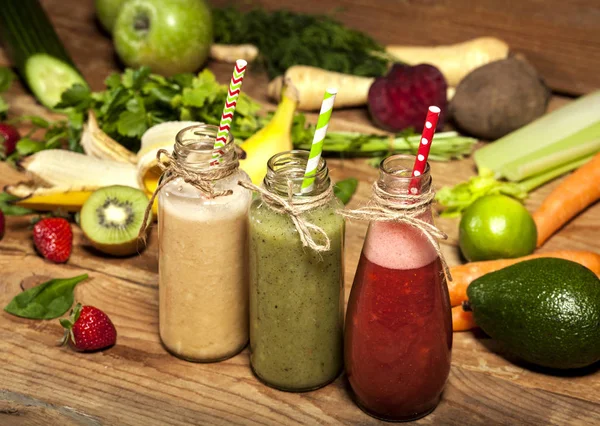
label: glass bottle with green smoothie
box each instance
[247,150,344,392]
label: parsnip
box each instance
[81,111,137,164]
[210,44,259,63]
[20,150,140,189]
[267,67,456,111]
[386,37,509,87]
[267,66,374,111]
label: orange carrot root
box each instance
[448,250,600,306]
[452,305,476,332]
[533,152,600,247]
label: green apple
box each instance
[96,0,129,33]
[113,0,212,76]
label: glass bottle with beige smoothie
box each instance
[158,124,251,362]
[247,150,345,392]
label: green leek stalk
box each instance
[295,131,477,161]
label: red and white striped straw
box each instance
[211,59,247,166]
[409,106,441,194]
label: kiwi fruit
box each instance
[80,185,150,256]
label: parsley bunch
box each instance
[56,67,268,153]
[213,8,390,79]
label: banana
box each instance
[81,111,137,164]
[5,184,95,212]
[136,121,202,193]
[20,150,140,189]
[240,82,299,184]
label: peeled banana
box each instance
[81,111,137,164]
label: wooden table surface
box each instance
[1,1,599,425]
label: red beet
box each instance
[368,63,448,132]
[0,123,20,158]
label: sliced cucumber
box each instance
[25,54,87,109]
[0,0,87,109]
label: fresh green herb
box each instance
[334,178,359,204]
[0,192,34,216]
[4,274,89,319]
[213,7,390,79]
[0,67,14,119]
[56,67,264,152]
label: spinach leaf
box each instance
[334,178,358,204]
[4,274,89,319]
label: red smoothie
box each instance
[345,221,452,421]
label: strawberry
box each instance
[60,304,117,352]
[368,63,448,132]
[33,217,73,263]
[0,211,4,241]
[0,123,20,158]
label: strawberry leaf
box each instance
[4,274,88,319]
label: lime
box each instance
[459,194,537,261]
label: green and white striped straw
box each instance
[301,87,338,193]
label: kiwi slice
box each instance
[80,186,150,256]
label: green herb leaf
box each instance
[435,168,528,217]
[0,67,14,92]
[0,192,35,216]
[0,97,7,119]
[4,274,89,319]
[55,83,92,110]
[334,178,359,204]
[16,138,45,156]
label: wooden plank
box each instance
[209,0,600,95]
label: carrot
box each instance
[533,151,600,247]
[452,305,477,332]
[448,250,600,306]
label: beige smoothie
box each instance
[158,170,251,361]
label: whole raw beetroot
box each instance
[368,63,448,132]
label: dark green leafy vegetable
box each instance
[4,274,88,319]
[0,67,14,119]
[0,192,34,215]
[334,178,359,204]
[213,8,390,79]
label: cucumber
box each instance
[25,54,87,109]
[0,0,88,108]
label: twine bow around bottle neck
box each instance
[341,182,453,281]
[238,180,334,252]
[138,149,238,240]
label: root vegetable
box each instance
[448,250,600,306]
[533,151,600,247]
[452,305,476,331]
[267,66,374,110]
[450,57,550,140]
[210,44,259,63]
[387,37,509,87]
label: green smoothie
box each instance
[249,196,345,391]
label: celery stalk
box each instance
[501,121,600,181]
[519,154,593,192]
[474,91,600,179]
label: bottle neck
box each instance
[263,150,330,197]
[377,154,432,206]
[174,124,237,172]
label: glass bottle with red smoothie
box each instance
[345,155,452,422]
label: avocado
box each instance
[467,258,600,369]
